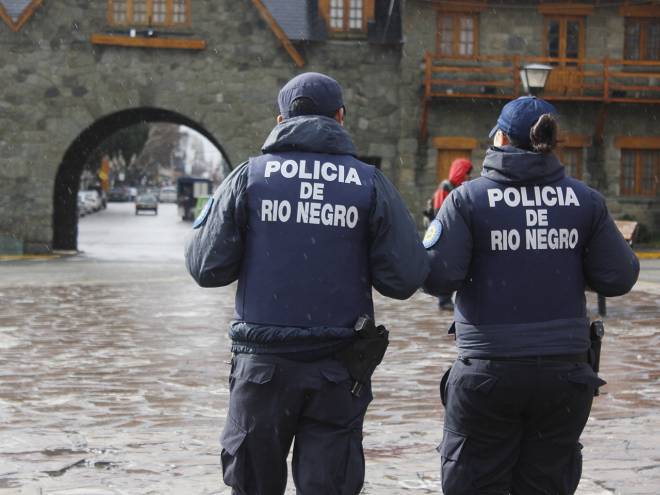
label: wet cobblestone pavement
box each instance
[1,204,658,494]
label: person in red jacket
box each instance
[432,158,472,310]
[433,158,473,214]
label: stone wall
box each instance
[1,0,659,253]
[0,0,404,253]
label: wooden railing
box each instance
[420,51,660,139]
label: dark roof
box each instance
[1,0,33,21]
[260,0,402,44]
[262,0,327,41]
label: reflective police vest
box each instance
[456,174,595,329]
[235,151,376,329]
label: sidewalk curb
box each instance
[0,254,62,262]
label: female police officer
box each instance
[423,96,639,495]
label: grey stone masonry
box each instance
[0,0,658,253]
[0,0,402,253]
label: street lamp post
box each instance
[519,63,553,96]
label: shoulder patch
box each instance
[423,219,443,249]
[192,197,214,229]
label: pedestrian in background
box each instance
[431,157,472,311]
[185,72,428,494]
[423,96,639,495]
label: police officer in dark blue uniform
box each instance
[423,96,639,495]
[185,72,429,494]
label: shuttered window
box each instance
[620,149,659,196]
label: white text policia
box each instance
[488,185,581,252]
[260,159,362,229]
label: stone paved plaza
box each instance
[0,203,659,494]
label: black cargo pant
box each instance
[220,353,372,495]
[439,357,605,495]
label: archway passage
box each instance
[53,107,231,251]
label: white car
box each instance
[78,190,103,213]
[159,186,177,203]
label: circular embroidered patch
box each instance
[423,219,443,249]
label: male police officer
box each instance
[423,96,639,495]
[185,72,428,494]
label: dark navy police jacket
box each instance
[424,145,639,358]
[186,115,429,356]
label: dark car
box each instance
[135,194,158,215]
[108,187,131,202]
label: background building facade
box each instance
[0,0,658,254]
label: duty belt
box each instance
[466,353,589,364]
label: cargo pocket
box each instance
[231,357,276,385]
[220,415,248,490]
[438,428,469,495]
[320,366,351,385]
[567,366,606,394]
[437,428,467,461]
[440,366,452,407]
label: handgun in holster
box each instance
[336,315,389,397]
[589,320,605,397]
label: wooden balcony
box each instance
[420,51,660,139]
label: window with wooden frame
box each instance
[558,147,584,180]
[624,18,660,61]
[322,0,374,33]
[108,0,191,26]
[557,135,590,181]
[436,13,478,58]
[620,149,659,197]
[544,16,585,65]
[539,4,591,66]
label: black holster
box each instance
[336,315,389,397]
[589,320,605,396]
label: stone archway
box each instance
[52,107,231,251]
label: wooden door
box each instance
[433,137,477,183]
[436,149,471,182]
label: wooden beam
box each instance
[594,105,608,144]
[433,137,478,150]
[560,133,592,148]
[619,4,660,18]
[614,136,660,149]
[538,3,594,16]
[90,33,206,50]
[319,0,330,24]
[365,0,375,22]
[433,1,487,14]
[0,0,43,32]
[251,0,305,68]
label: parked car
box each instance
[108,187,130,202]
[135,194,158,215]
[78,190,103,213]
[159,186,177,203]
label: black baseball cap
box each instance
[278,72,345,119]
